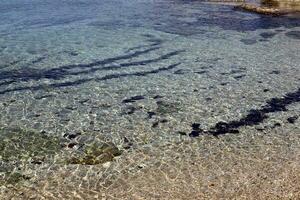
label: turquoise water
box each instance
[0,0,299,198]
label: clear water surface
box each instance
[0,0,299,198]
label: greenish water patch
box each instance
[0,127,61,162]
[0,171,30,186]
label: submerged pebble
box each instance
[287,116,298,124]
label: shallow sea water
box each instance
[0,0,300,199]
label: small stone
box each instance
[177,131,186,136]
[67,142,78,149]
[102,162,111,168]
[160,119,168,123]
[273,122,281,127]
[287,116,298,124]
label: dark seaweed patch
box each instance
[173,69,185,75]
[188,88,300,137]
[178,131,187,136]
[233,74,246,79]
[285,31,300,40]
[31,56,46,64]
[34,94,53,100]
[126,35,163,52]
[122,106,136,115]
[270,70,280,75]
[287,116,298,124]
[147,111,156,119]
[152,121,159,128]
[0,46,159,83]
[258,39,269,42]
[153,95,163,99]
[192,123,201,130]
[0,62,180,95]
[273,122,281,127]
[240,39,257,45]
[189,123,204,137]
[255,127,265,132]
[195,14,300,32]
[230,69,246,74]
[0,46,183,92]
[200,66,214,70]
[0,80,16,87]
[122,95,145,103]
[189,130,201,137]
[260,32,277,39]
[160,119,168,123]
[63,132,81,140]
[194,70,207,74]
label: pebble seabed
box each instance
[0,0,300,199]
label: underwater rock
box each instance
[67,142,122,165]
[235,0,300,15]
[235,4,285,15]
[262,0,300,11]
